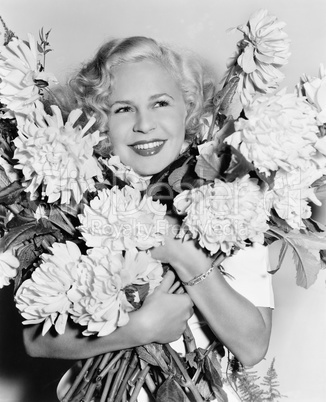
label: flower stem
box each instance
[183,322,197,353]
[99,360,120,402]
[165,344,204,402]
[96,349,126,381]
[106,350,132,402]
[61,358,94,402]
[206,107,219,142]
[129,364,151,402]
[114,352,138,402]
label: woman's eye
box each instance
[114,106,132,114]
[154,100,169,108]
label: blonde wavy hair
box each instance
[68,36,217,142]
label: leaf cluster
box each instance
[226,357,286,402]
[37,27,53,71]
[135,341,228,402]
[0,15,16,45]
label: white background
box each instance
[0,1,326,401]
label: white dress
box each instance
[139,242,275,401]
[57,243,274,402]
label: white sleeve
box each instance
[222,243,275,308]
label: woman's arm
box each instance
[22,270,194,360]
[151,217,273,367]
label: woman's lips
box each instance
[130,140,166,156]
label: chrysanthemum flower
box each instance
[69,247,163,336]
[100,155,151,190]
[301,64,326,125]
[225,91,320,175]
[0,249,20,288]
[269,165,324,229]
[0,34,57,117]
[13,101,103,204]
[79,186,168,252]
[174,175,269,256]
[14,242,82,335]
[15,241,163,337]
[229,9,290,100]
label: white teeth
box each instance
[134,141,163,150]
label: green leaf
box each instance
[213,119,236,143]
[313,178,326,200]
[0,181,24,204]
[45,29,52,39]
[37,42,43,53]
[184,352,197,369]
[224,145,254,181]
[214,76,240,117]
[124,283,149,309]
[195,146,223,181]
[203,352,223,388]
[268,210,293,233]
[156,378,189,402]
[168,164,190,192]
[268,227,325,288]
[302,218,326,233]
[39,27,44,41]
[48,205,76,235]
[292,246,321,288]
[136,343,170,373]
[269,240,288,274]
[13,233,58,291]
[0,166,10,189]
[320,249,326,267]
[196,377,215,400]
[0,218,57,252]
[6,212,35,229]
[255,169,276,190]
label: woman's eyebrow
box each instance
[109,99,133,107]
[110,93,174,107]
[149,93,174,101]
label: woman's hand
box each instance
[134,270,194,344]
[151,214,213,281]
[150,214,181,264]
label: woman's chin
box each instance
[133,161,166,177]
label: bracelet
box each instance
[181,262,216,287]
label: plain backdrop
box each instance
[0,1,326,401]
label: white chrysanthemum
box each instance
[79,186,168,252]
[225,92,320,175]
[0,249,20,288]
[68,247,163,336]
[269,165,324,229]
[0,34,57,117]
[100,155,151,190]
[301,64,326,125]
[174,175,269,256]
[14,242,82,335]
[231,9,290,100]
[13,101,103,204]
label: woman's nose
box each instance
[133,110,156,134]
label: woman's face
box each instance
[107,60,187,176]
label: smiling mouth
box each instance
[130,140,165,156]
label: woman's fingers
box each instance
[175,286,185,295]
[168,280,181,294]
[158,270,176,291]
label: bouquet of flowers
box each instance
[0,9,325,402]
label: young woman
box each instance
[22,36,273,387]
